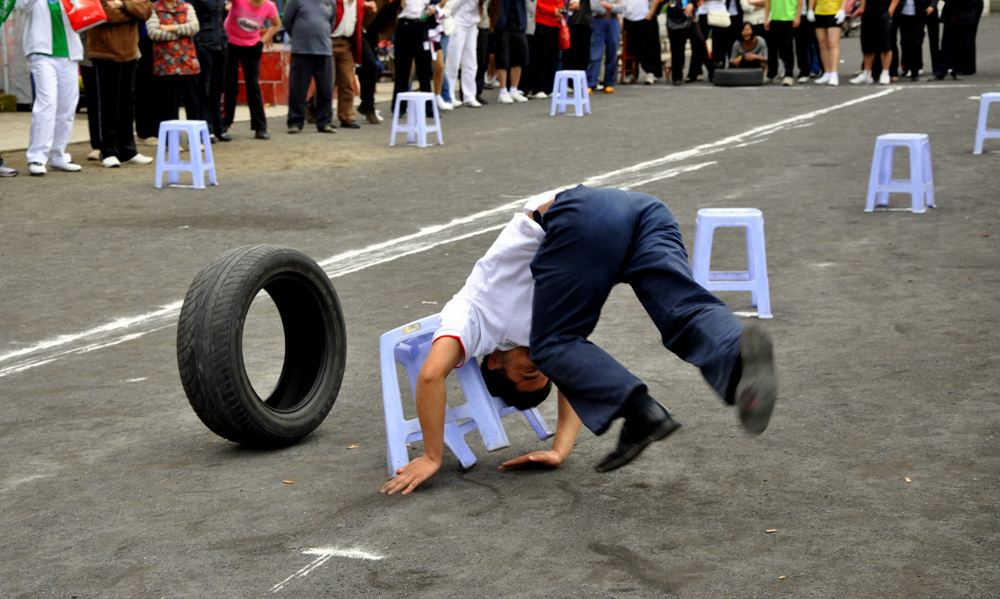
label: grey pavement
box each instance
[1,19,999,599]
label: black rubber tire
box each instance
[713,69,765,87]
[177,245,346,447]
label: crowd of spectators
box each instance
[0,0,983,177]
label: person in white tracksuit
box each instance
[442,0,483,107]
[16,0,84,176]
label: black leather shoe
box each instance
[476,95,488,105]
[217,133,232,142]
[734,324,777,435]
[254,130,270,140]
[594,401,681,472]
[340,120,361,129]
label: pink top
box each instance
[224,0,279,47]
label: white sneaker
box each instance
[124,153,153,165]
[498,90,514,104]
[878,71,891,85]
[0,164,18,177]
[645,72,655,85]
[850,72,874,85]
[464,98,482,108]
[511,90,529,103]
[49,160,82,172]
[827,72,839,86]
[102,155,121,168]
[28,162,46,176]
[797,75,810,83]
[814,72,832,84]
[534,91,548,99]
[781,76,794,86]
[436,95,453,111]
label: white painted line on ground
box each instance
[0,89,898,379]
[271,547,384,593]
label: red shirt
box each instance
[535,0,562,27]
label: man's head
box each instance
[479,347,552,410]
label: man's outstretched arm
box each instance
[499,391,582,469]
[380,337,463,496]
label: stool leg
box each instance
[390,96,402,146]
[865,139,884,212]
[189,129,205,189]
[749,219,771,318]
[744,224,757,307]
[908,142,925,213]
[691,222,715,288]
[154,124,167,189]
[877,145,893,207]
[922,139,934,208]
[168,129,181,186]
[431,97,443,145]
[974,99,989,154]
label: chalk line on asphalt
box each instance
[271,547,384,593]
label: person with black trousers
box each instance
[564,0,592,72]
[392,0,436,114]
[190,0,229,140]
[666,0,713,85]
[934,0,975,80]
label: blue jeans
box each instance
[529,186,743,434]
[587,17,621,88]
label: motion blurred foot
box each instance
[734,324,777,435]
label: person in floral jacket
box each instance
[146,0,202,124]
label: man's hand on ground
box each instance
[498,450,565,470]
[380,455,441,496]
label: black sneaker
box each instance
[595,401,681,472]
[735,325,777,435]
[254,130,270,140]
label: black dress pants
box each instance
[765,20,794,79]
[288,53,334,129]
[195,45,226,136]
[92,58,139,161]
[393,18,433,113]
[224,42,267,132]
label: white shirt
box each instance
[434,195,552,366]
[623,0,651,21]
[331,0,357,37]
[399,0,432,20]
[446,0,481,28]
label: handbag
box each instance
[558,15,571,51]
[706,9,731,28]
[61,0,108,32]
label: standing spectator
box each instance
[135,27,160,145]
[564,0,592,74]
[356,0,384,123]
[88,0,154,168]
[494,0,530,103]
[587,0,623,93]
[332,0,366,127]
[923,0,939,79]
[426,1,453,110]
[893,0,928,81]
[959,0,979,76]
[473,0,492,104]
[190,0,230,141]
[807,0,847,86]
[666,0,712,86]
[282,0,337,134]
[526,0,560,97]
[444,0,485,106]
[763,0,801,85]
[0,155,17,177]
[392,0,435,114]
[223,0,282,139]
[146,0,203,125]
[934,0,974,80]
[622,0,664,84]
[16,0,83,176]
[78,31,104,161]
[849,0,898,84]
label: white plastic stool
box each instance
[692,208,772,319]
[389,92,443,147]
[865,133,934,213]
[154,119,217,189]
[973,93,1000,154]
[550,70,591,117]
[380,313,554,476]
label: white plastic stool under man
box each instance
[691,208,772,319]
[973,93,1000,154]
[865,133,935,213]
[550,70,591,117]
[380,313,554,476]
[389,92,443,147]
[154,119,217,189]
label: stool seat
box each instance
[380,313,553,476]
[692,208,771,319]
[389,92,443,147]
[974,93,1000,155]
[154,119,217,189]
[865,133,934,213]
[550,70,591,117]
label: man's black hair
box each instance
[479,356,553,410]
